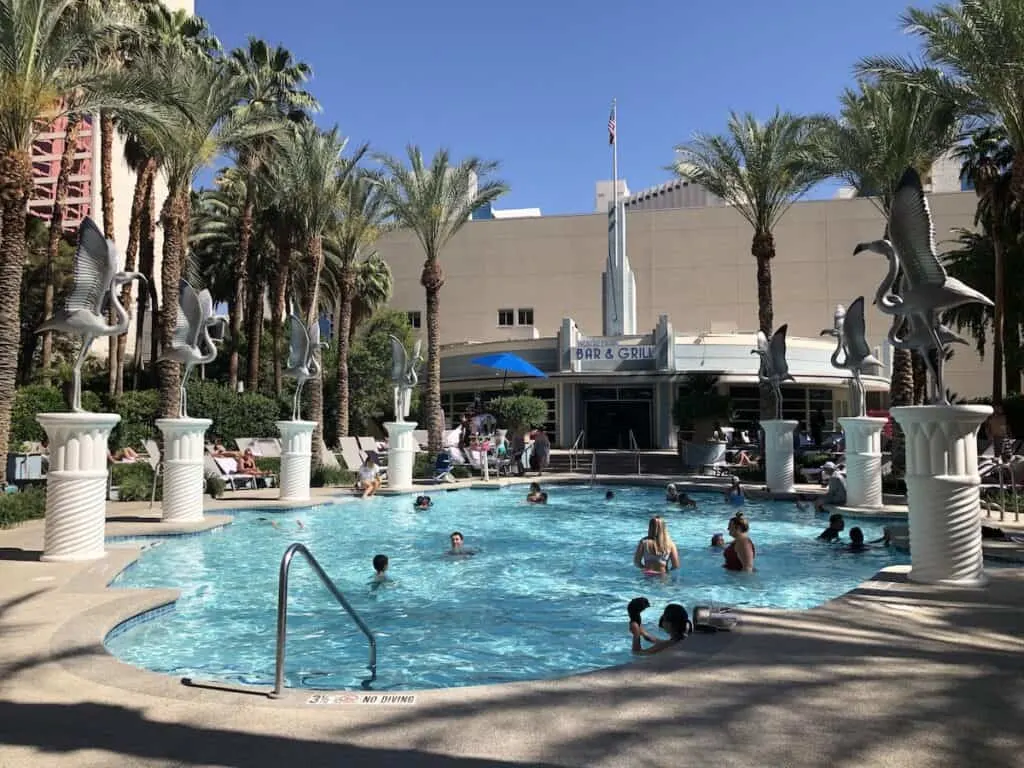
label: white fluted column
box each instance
[839,416,888,509]
[384,421,418,492]
[891,404,991,586]
[37,412,121,562]
[761,419,798,494]
[276,420,315,502]
[156,418,212,523]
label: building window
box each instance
[497,309,514,326]
[517,308,534,326]
[407,311,421,329]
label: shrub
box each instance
[673,374,732,441]
[205,473,226,499]
[0,487,47,528]
[11,385,102,449]
[797,452,832,468]
[111,390,161,451]
[311,466,356,487]
[185,381,282,441]
[732,465,765,483]
[255,457,281,476]
[413,452,471,479]
[111,462,160,502]
[489,395,548,432]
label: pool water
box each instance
[106,485,908,690]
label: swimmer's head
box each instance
[627,597,650,623]
[450,531,464,549]
[372,553,388,573]
[849,526,864,545]
[605,490,615,500]
[538,492,548,504]
[711,533,725,547]
[529,482,541,493]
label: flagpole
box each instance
[611,98,619,269]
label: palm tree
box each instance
[0,0,172,478]
[326,170,387,441]
[111,3,221,394]
[268,122,366,464]
[226,38,318,390]
[803,79,959,468]
[377,147,508,451]
[669,110,824,417]
[858,0,1024,403]
[349,253,394,342]
[955,126,1016,400]
[139,48,279,419]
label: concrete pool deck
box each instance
[0,484,1022,767]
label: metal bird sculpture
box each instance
[159,282,226,418]
[854,167,993,404]
[36,217,145,412]
[751,325,795,420]
[284,314,328,421]
[389,335,423,422]
[820,297,879,417]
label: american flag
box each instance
[608,104,616,145]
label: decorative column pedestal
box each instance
[156,417,212,523]
[276,420,316,502]
[36,412,121,562]
[384,421,418,492]
[761,419,798,494]
[891,404,991,586]
[838,416,889,509]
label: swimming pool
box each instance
[105,485,909,691]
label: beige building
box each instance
[374,189,986,448]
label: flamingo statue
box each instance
[37,217,145,412]
[284,314,328,421]
[854,167,992,404]
[820,297,879,417]
[159,282,226,418]
[751,325,795,420]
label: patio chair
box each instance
[433,450,456,483]
[206,455,260,491]
[337,437,365,472]
[320,440,343,470]
[249,437,283,458]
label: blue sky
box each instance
[198,0,936,215]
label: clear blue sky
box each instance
[198,0,936,215]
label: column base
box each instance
[37,412,120,563]
[384,421,418,492]
[156,418,212,523]
[277,420,316,502]
[762,420,798,494]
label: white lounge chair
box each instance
[357,436,380,454]
[337,437,364,472]
[206,455,261,490]
[412,430,429,449]
[143,439,162,509]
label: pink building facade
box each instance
[28,113,95,231]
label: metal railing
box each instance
[590,449,597,486]
[628,429,641,476]
[569,430,586,472]
[271,543,377,698]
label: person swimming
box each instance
[633,604,692,655]
[724,476,745,506]
[414,495,433,510]
[605,490,615,501]
[372,553,389,582]
[447,531,476,556]
[633,516,680,575]
[818,513,845,543]
[677,492,697,509]
[526,482,544,503]
[665,483,680,502]
[710,532,726,548]
[845,526,868,552]
[627,597,659,652]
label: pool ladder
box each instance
[271,543,377,697]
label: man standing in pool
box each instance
[447,531,476,556]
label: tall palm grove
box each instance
[2,0,1021,483]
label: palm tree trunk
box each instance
[305,235,325,467]
[158,191,188,419]
[230,180,256,391]
[992,234,1005,403]
[0,150,33,482]
[334,265,356,442]
[40,114,83,386]
[133,171,158,389]
[244,278,264,393]
[101,112,120,397]
[421,258,445,452]
[116,158,155,395]
[752,230,775,420]
[911,352,928,405]
[889,349,914,476]
[1005,305,1022,395]
[270,232,291,395]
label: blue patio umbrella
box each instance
[470,352,547,390]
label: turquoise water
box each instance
[105,485,908,690]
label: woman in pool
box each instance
[724,477,745,506]
[526,482,544,503]
[723,513,755,572]
[665,483,679,502]
[633,516,680,575]
[414,495,433,510]
[627,597,659,652]
[633,603,692,655]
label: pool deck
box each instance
[0,480,1023,767]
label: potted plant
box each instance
[673,374,733,468]
[489,392,548,438]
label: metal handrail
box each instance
[628,429,641,475]
[569,430,585,472]
[271,543,377,698]
[590,450,597,486]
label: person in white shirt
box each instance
[356,455,382,498]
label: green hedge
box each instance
[11,385,101,449]
[413,452,472,479]
[0,487,47,528]
[110,462,161,502]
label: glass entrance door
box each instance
[581,386,654,449]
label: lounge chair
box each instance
[143,439,162,509]
[337,437,365,472]
[433,450,456,483]
[412,430,429,450]
[206,455,262,490]
[357,436,380,454]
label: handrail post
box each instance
[271,542,377,699]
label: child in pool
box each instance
[414,495,432,510]
[526,483,544,503]
[628,597,660,652]
[372,553,389,582]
